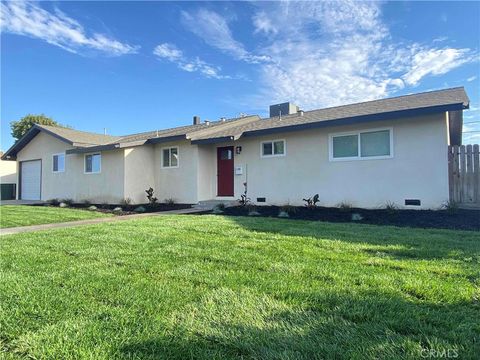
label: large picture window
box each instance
[52,153,65,173]
[85,153,101,173]
[162,147,179,168]
[330,128,392,161]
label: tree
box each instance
[10,114,59,141]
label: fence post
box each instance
[474,144,479,204]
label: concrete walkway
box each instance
[0,207,207,236]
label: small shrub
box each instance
[442,200,459,213]
[238,182,251,206]
[121,198,132,206]
[47,198,60,206]
[113,207,123,213]
[338,201,353,211]
[145,187,158,205]
[134,206,146,213]
[303,194,319,208]
[59,202,68,208]
[212,203,225,213]
[88,205,98,211]
[165,198,176,206]
[62,198,74,206]
[280,203,298,214]
[351,213,363,221]
[384,201,398,213]
[278,211,290,218]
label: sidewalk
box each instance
[0,208,207,236]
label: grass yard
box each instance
[0,205,112,228]
[1,215,479,359]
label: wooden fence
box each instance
[448,145,480,207]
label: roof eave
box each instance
[1,125,75,160]
[191,136,235,145]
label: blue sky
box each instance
[1,1,479,150]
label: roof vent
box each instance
[220,117,226,122]
[193,116,201,125]
[205,120,210,125]
[269,102,299,118]
[298,110,304,116]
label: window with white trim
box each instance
[261,140,285,157]
[85,153,101,173]
[52,153,65,173]
[162,147,179,168]
[330,128,392,161]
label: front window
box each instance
[330,128,392,161]
[162,147,179,168]
[85,153,101,173]
[52,153,65,173]
[262,140,285,157]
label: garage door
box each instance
[21,160,41,200]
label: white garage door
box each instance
[21,160,41,200]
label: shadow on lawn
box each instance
[117,289,478,359]
[224,216,480,263]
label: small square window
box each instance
[85,154,101,173]
[53,153,65,173]
[262,140,285,157]
[162,147,179,168]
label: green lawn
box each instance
[1,215,479,359]
[0,205,112,228]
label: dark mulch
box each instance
[33,203,192,216]
[218,206,480,231]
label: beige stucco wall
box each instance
[16,132,125,203]
[0,159,17,184]
[12,111,450,208]
[153,140,199,203]
[124,145,155,204]
[211,112,449,209]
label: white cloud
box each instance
[153,43,183,61]
[153,43,229,79]
[467,75,477,82]
[244,1,476,109]
[181,9,270,64]
[0,1,138,55]
[402,48,473,85]
[253,12,277,35]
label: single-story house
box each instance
[1,87,469,209]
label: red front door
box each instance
[217,146,234,196]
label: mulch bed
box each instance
[218,206,480,231]
[33,203,192,216]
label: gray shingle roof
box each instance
[1,86,469,160]
[37,124,120,145]
[190,87,469,141]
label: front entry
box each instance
[217,146,234,196]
